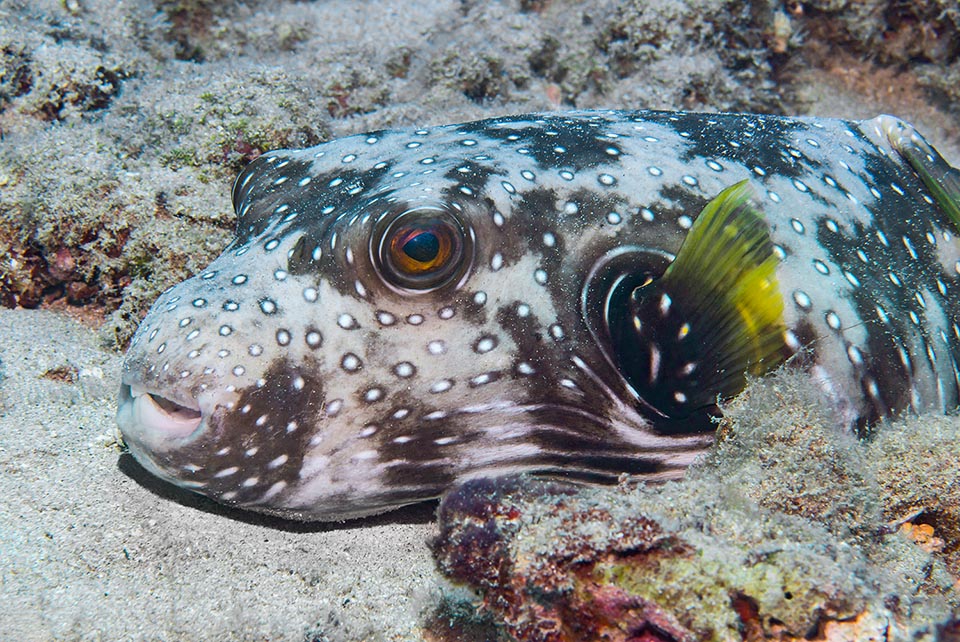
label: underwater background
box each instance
[1,1,958,640]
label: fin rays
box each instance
[612,181,787,418]
[879,115,960,232]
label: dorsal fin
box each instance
[877,115,960,232]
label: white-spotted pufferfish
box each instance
[117,110,960,520]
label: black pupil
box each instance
[402,231,440,263]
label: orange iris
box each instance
[389,220,455,276]
[375,206,470,292]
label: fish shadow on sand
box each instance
[117,453,438,532]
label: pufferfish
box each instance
[117,110,960,521]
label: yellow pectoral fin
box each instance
[621,181,787,417]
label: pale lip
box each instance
[117,383,203,445]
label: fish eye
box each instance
[374,206,472,291]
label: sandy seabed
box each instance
[0,308,444,640]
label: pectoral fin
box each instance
[613,181,787,419]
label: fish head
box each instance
[118,121,683,520]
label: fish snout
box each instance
[116,381,205,466]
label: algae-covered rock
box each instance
[869,415,960,578]
[432,372,959,642]
[703,370,881,541]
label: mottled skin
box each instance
[117,110,960,520]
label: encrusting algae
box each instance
[431,370,959,642]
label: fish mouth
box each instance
[118,383,203,444]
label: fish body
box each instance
[117,110,960,520]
